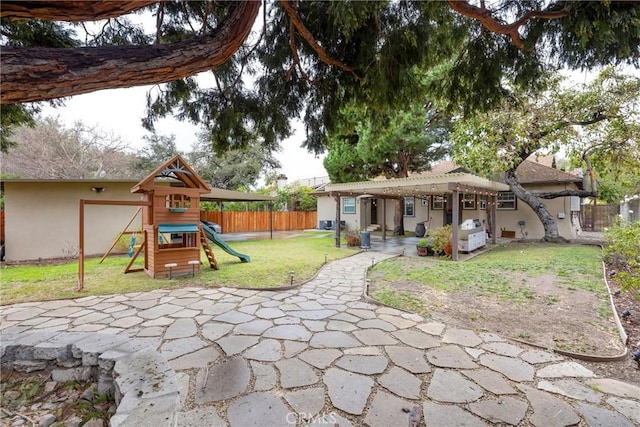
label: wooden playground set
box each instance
[77,155,249,290]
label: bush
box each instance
[602,219,640,293]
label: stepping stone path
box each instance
[1,252,639,426]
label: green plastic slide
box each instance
[200,222,250,263]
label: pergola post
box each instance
[451,189,460,261]
[491,194,497,244]
[382,198,387,240]
[334,194,341,247]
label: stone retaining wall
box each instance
[0,332,179,427]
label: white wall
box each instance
[317,184,578,240]
[4,182,145,262]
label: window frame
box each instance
[431,195,445,210]
[403,197,415,217]
[342,197,356,214]
[462,193,476,210]
[479,195,488,210]
[497,192,517,210]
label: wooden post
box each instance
[491,194,497,244]
[382,198,387,241]
[99,207,141,263]
[334,194,341,247]
[452,189,459,261]
[78,199,85,291]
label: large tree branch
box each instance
[534,190,597,199]
[447,0,569,49]
[280,0,362,82]
[0,1,157,21]
[0,1,261,104]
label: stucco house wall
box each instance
[3,180,147,262]
[316,183,580,240]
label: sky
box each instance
[41,84,328,184]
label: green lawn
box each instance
[370,244,604,308]
[1,234,356,305]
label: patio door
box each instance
[445,194,453,225]
[371,198,378,224]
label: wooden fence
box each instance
[201,211,317,233]
[580,204,620,231]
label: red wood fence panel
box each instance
[200,211,317,233]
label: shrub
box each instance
[602,218,640,293]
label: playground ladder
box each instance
[200,230,219,270]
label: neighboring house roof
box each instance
[0,178,274,202]
[527,154,556,168]
[514,160,582,186]
[294,176,331,190]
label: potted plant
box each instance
[416,238,433,256]
[345,231,361,247]
[431,225,453,256]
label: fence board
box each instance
[200,211,317,233]
[580,204,619,231]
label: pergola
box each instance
[323,172,510,260]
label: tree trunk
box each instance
[393,198,405,235]
[504,169,568,243]
[0,1,261,104]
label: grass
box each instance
[371,286,429,316]
[370,244,604,303]
[1,234,355,305]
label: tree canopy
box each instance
[2,1,639,154]
[450,68,640,240]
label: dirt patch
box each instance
[369,248,640,385]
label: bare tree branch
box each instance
[446,0,569,49]
[534,190,597,199]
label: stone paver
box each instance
[2,251,638,426]
[324,367,373,415]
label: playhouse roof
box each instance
[131,154,212,194]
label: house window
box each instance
[432,195,445,210]
[462,193,476,210]
[343,197,356,214]
[479,195,488,210]
[497,192,517,210]
[404,197,415,217]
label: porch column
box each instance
[334,194,341,247]
[452,189,460,261]
[382,198,387,240]
[491,194,497,244]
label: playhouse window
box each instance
[158,224,199,249]
[165,194,191,209]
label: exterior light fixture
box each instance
[91,187,106,193]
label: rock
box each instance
[81,419,103,427]
[37,414,57,427]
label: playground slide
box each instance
[200,222,250,263]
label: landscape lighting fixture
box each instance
[621,309,631,319]
[632,350,640,368]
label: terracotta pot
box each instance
[416,245,429,256]
[444,242,453,256]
